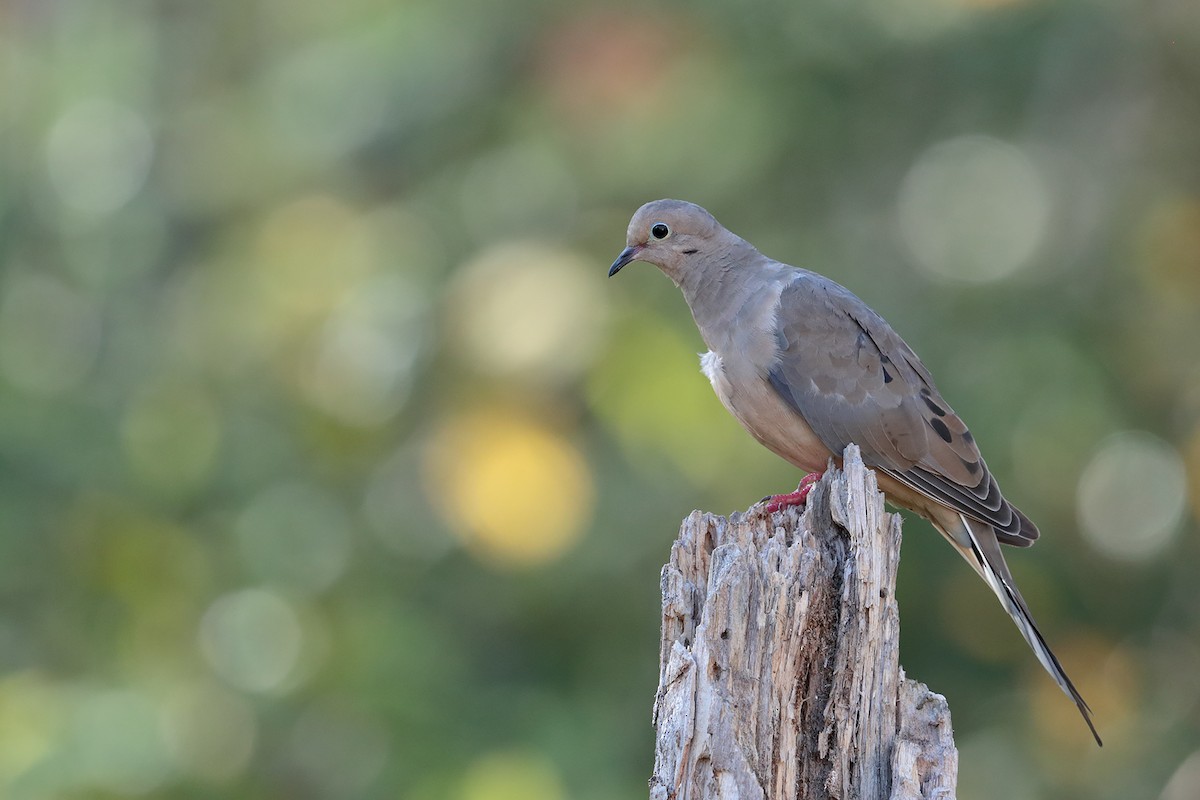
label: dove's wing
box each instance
[765,271,1038,547]
[763,270,1102,744]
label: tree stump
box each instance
[650,445,957,800]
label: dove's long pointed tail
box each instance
[938,513,1102,746]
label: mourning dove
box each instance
[609,199,1100,745]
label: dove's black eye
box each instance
[651,223,670,239]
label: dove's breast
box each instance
[688,264,834,474]
[698,282,835,478]
[700,349,833,474]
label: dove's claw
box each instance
[763,472,822,513]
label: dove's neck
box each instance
[677,239,791,352]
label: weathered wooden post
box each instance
[650,445,957,800]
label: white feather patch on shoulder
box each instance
[699,350,723,386]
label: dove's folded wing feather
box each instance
[765,272,1039,547]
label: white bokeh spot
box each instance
[198,589,304,693]
[46,98,154,217]
[1076,431,1186,562]
[898,134,1050,283]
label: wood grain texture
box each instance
[650,445,957,800]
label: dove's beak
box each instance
[608,245,642,277]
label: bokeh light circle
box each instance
[161,683,257,782]
[235,484,352,595]
[897,135,1050,283]
[1076,431,1186,562]
[198,589,304,693]
[46,98,154,218]
[460,749,567,800]
[446,243,608,383]
[423,410,594,568]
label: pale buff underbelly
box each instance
[700,349,834,475]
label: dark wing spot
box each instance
[882,366,893,384]
[929,417,953,443]
[961,458,980,475]
[920,391,947,417]
[962,429,975,444]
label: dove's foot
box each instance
[762,472,822,513]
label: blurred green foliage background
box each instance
[2,0,1200,797]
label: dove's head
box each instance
[608,199,725,283]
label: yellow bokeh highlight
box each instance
[459,749,567,800]
[0,673,64,785]
[62,495,213,675]
[1138,198,1200,306]
[424,409,593,568]
[66,494,212,606]
[253,194,376,324]
[446,242,609,383]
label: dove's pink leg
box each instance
[764,472,823,513]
